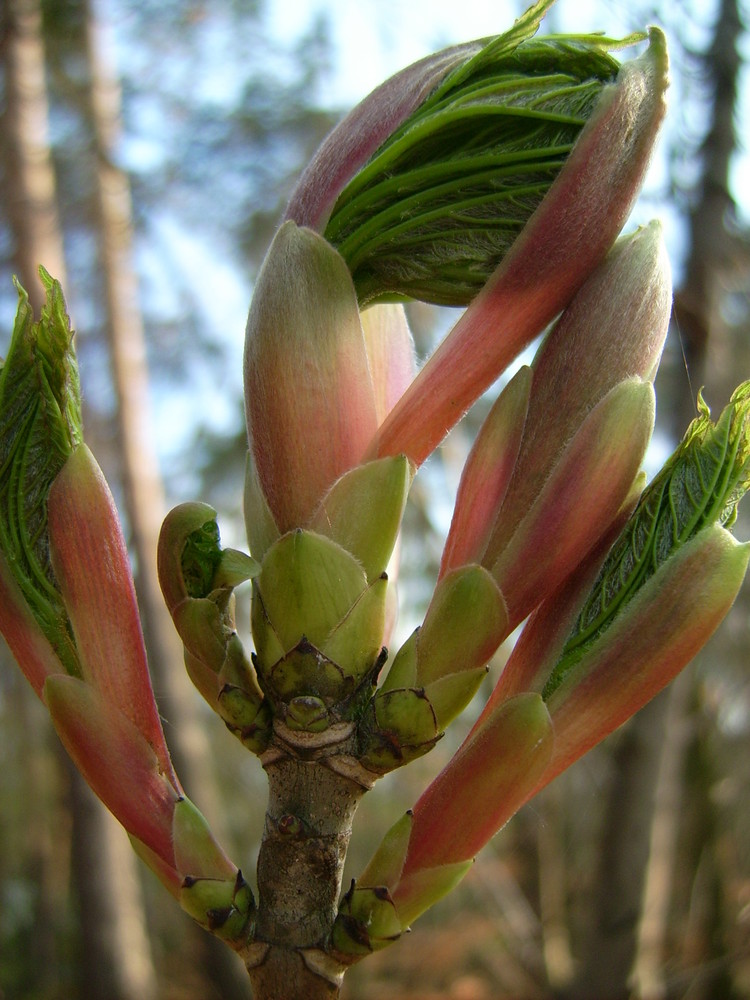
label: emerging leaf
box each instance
[544,382,750,698]
[540,526,750,784]
[324,1,643,305]
[0,272,82,674]
[370,31,669,466]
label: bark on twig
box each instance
[245,721,375,999]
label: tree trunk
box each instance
[565,695,668,1000]
[68,757,160,1000]
[3,5,69,988]
[633,2,743,996]
[81,2,249,994]
[3,4,160,997]
[4,0,66,298]
[570,3,744,998]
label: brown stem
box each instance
[243,721,374,999]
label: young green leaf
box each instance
[544,382,750,699]
[325,5,643,305]
[0,272,82,674]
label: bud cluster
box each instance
[1,3,748,995]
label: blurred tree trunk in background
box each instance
[635,1,746,996]
[567,1,746,998]
[67,755,160,1000]
[4,0,64,307]
[537,783,575,992]
[565,697,669,1000]
[82,1,250,994]
[3,6,68,991]
[3,2,159,997]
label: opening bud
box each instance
[324,4,646,305]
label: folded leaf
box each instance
[0,273,82,675]
[370,30,668,465]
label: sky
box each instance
[265,0,640,104]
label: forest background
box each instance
[1,0,750,998]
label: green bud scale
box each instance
[331,882,402,956]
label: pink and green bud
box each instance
[0,278,248,935]
[369,30,669,466]
[360,694,553,927]
[442,223,670,628]
[543,382,750,703]
[244,223,379,533]
[158,503,270,752]
[0,275,178,791]
[487,382,750,791]
[288,0,650,308]
[248,12,668,534]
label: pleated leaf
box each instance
[544,382,750,698]
[325,1,641,305]
[0,272,82,675]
